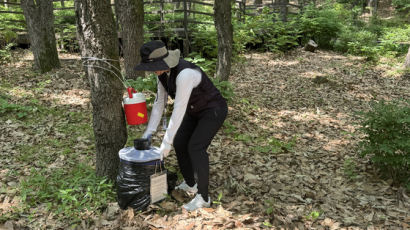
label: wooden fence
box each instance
[0,0,302,48]
[235,0,303,22]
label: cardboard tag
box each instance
[150,170,168,204]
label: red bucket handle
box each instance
[127,87,136,98]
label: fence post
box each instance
[237,1,240,22]
[237,0,242,22]
[192,2,195,19]
[299,0,305,14]
[160,0,164,37]
[160,0,164,24]
[242,0,246,22]
[279,0,288,22]
[183,0,189,56]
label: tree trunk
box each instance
[405,46,410,69]
[115,0,144,79]
[254,0,262,5]
[21,0,60,73]
[75,0,127,181]
[214,0,233,81]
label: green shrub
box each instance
[379,25,410,56]
[334,25,355,53]
[185,52,216,77]
[333,16,409,60]
[125,75,157,106]
[0,29,17,63]
[233,16,263,53]
[210,77,235,102]
[125,75,156,92]
[347,30,379,60]
[0,29,17,45]
[263,16,301,52]
[334,24,380,60]
[233,8,300,53]
[55,24,78,52]
[359,100,410,188]
[190,24,218,59]
[392,0,410,14]
[0,43,15,64]
[367,18,385,37]
[299,4,342,49]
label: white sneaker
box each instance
[174,181,198,195]
[183,194,210,211]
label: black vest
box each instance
[158,59,226,115]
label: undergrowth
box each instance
[359,100,410,189]
[19,164,115,224]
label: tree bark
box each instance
[21,0,60,73]
[214,0,233,81]
[405,46,410,69]
[115,0,144,79]
[75,0,127,181]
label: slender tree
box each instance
[21,0,60,73]
[75,0,127,181]
[115,0,144,79]
[405,46,410,69]
[214,0,233,81]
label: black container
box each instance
[117,159,178,211]
[117,159,162,211]
[116,146,178,211]
[134,138,151,150]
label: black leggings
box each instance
[173,102,228,201]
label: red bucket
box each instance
[123,87,148,125]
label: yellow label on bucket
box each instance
[137,112,145,118]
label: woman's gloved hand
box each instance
[142,131,152,139]
[159,141,171,161]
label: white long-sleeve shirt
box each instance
[145,68,202,145]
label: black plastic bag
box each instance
[116,159,164,211]
[166,171,178,194]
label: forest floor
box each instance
[0,49,409,230]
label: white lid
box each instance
[119,146,161,162]
[123,93,146,105]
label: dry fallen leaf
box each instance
[1,49,409,229]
